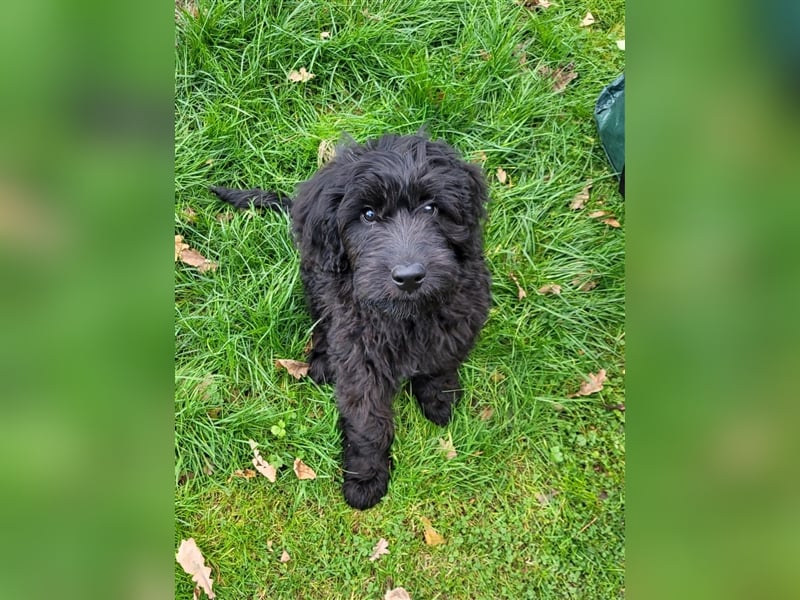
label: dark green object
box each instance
[594,73,625,195]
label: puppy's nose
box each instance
[391,263,426,292]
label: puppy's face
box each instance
[336,146,485,318]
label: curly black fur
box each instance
[213,133,491,509]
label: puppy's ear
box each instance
[290,171,349,273]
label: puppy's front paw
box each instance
[342,472,389,510]
[418,397,453,426]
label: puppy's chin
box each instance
[361,294,443,320]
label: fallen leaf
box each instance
[580,11,595,27]
[215,212,233,223]
[317,139,336,166]
[496,167,508,185]
[540,62,579,94]
[267,541,274,551]
[369,538,390,562]
[616,40,625,51]
[569,369,607,398]
[537,283,562,295]
[275,359,309,379]
[509,272,527,299]
[175,235,217,273]
[232,468,257,479]
[604,403,626,411]
[479,49,492,61]
[588,210,610,219]
[420,516,445,546]
[385,588,412,600]
[479,406,494,421]
[577,279,598,292]
[490,369,506,383]
[175,235,189,261]
[471,150,488,164]
[176,538,216,599]
[288,67,315,83]
[280,550,291,563]
[293,458,317,480]
[182,207,198,223]
[569,183,592,210]
[439,434,457,460]
[320,31,331,39]
[535,489,559,506]
[248,439,277,482]
[602,217,621,228]
[175,0,199,20]
[517,0,552,8]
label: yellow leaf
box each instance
[580,11,596,27]
[288,67,315,82]
[420,516,445,546]
[496,167,508,185]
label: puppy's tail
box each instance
[209,186,291,212]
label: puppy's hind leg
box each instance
[209,186,291,212]
[410,371,462,426]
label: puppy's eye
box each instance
[362,208,377,223]
[421,203,438,216]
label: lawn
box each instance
[175,1,625,598]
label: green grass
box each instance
[175,0,625,598]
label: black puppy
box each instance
[212,133,491,509]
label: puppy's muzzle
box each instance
[391,263,426,293]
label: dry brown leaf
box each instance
[175,235,189,261]
[288,67,315,83]
[181,249,218,274]
[496,167,508,185]
[275,359,309,379]
[537,283,562,295]
[182,207,198,223]
[569,183,592,210]
[420,516,445,546]
[320,31,331,39]
[509,272,527,300]
[232,468,257,479]
[517,0,552,8]
[369,538,390,562]
[317,139,336,166]
[280,550,291,563]
[578,280,598,292]
[479,406,494,421]
[176,538,216,599]
[570,369,607,398]
[385,588,412,600]
[439,434,457,460]
[543,62,578,94]
[479,49,492,61]
[293,458,317,480]
[215,212,233,223]
[588,210,610,219]
[471,150,488,164]
[602,217,621,228]
[580,11,596,27]
[248,439,277,482]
